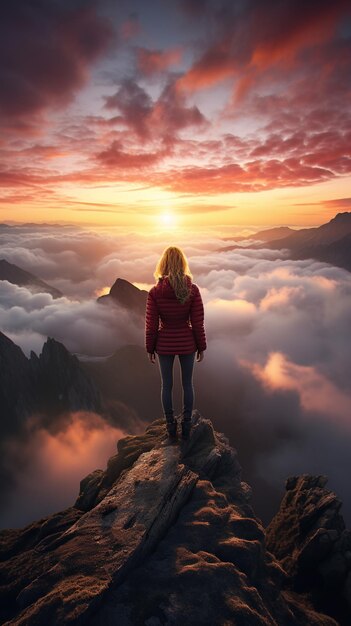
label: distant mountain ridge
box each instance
[220,212,351,272]
[223,225,296,243]
[263,212,351,271]
[263,212,351,248]
[0,259,63,299]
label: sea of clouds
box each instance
[1,223,350,528]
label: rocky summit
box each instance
[0,412,348,625]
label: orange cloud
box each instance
[1,411,128,527]
[176,50,235,91]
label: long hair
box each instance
[154,246,193,304]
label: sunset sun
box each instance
[160,211,177,228]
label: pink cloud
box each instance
[95,139,165,169]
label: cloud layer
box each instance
[1,223,351,528]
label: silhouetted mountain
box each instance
[264,212,351,249]
[0,332,102,439]
[262,212,351,272]
[97,277,147,316]
[0,259,63,298]
[220,213,351,273]
[221,225,296,246]
[30,337,102,419]
[0,333,37,437]
[0,412,345,625]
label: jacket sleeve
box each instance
[190,285,207,352]
[145,290,159,353]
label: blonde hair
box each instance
[154,246,193,304]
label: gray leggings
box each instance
[157,352,196,421]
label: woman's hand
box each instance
[196,351,204,362]
[148,352,156,364]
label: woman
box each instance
[145,246,207,441]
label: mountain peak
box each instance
[0,411,347,625]
[329,211,351,223]
[97,276,147,316]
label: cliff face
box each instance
[0,412,342,626]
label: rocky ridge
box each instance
[0,411,346,626]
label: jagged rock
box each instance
[266,473,350,624]
[30,337,102,415]
[97,277,147,316]
[0,332,102,435]
[0,332,38,436]
[0,412,339,626]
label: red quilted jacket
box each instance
[145,275,207,355]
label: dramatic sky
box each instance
[1,0,351,231]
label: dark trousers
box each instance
[157,352,196,422]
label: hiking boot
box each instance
[181,418,192,440]
[166,419,177,440]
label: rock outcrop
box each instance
[0,412,341,626]
[97,277,147,316]
[266,474,351,625]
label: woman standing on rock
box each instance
[145,246,207,441]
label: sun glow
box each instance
[94,286,110,297]
[160,211,177,228]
